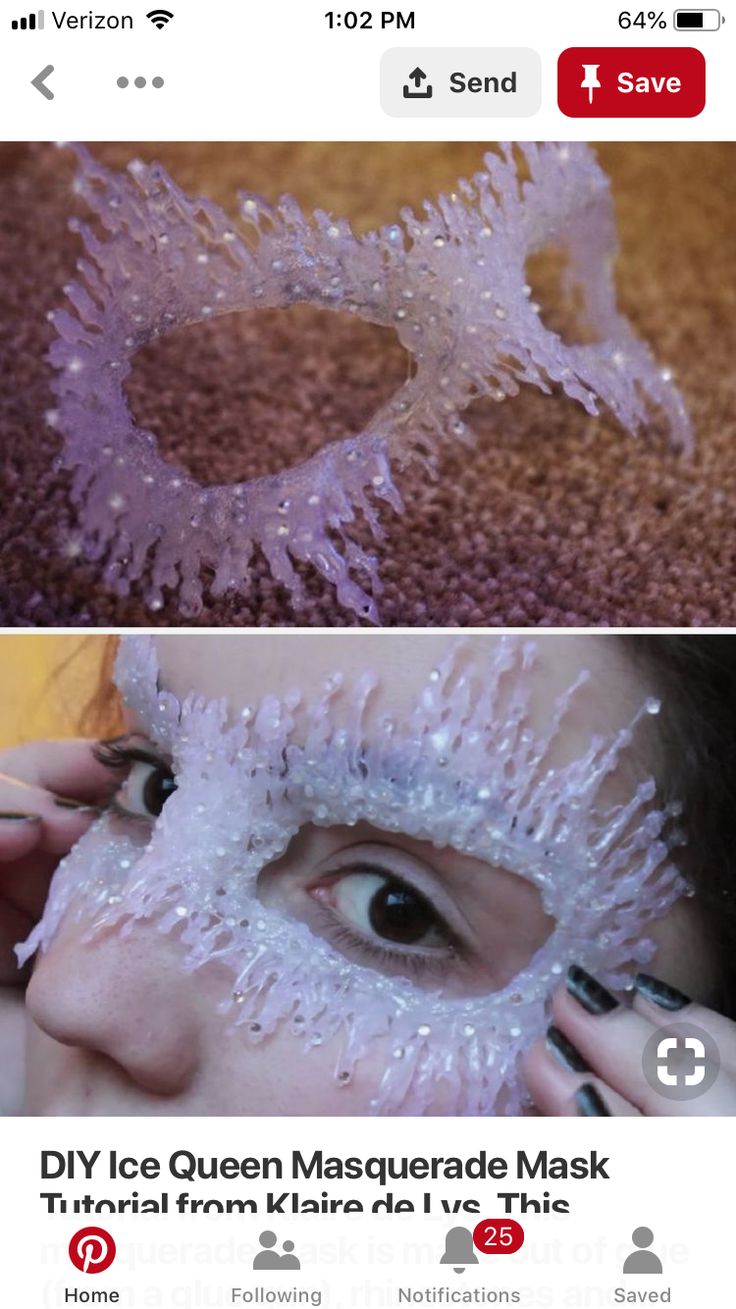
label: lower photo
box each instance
[0,631,734,1117]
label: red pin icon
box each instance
[69,1227,117,1274]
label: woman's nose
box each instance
[26,925,202,1097]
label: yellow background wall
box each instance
[0,636,108,747]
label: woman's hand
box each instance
[523,964,736,1115]
[0,739,115,1112]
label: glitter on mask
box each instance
[49,143,693,622]
[17,636,685,1114]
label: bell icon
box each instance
[439,1226,478,1274]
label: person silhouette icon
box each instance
[280,1240,300,1270]
[253,1231,284,1270]
[623,1227,663,1275]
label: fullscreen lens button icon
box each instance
[642,1021,720,1100]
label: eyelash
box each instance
[314,906,458,980]
[93,736,172,823]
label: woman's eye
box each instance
[316,868,453,953]
[115,760,177,819]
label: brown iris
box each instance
[368,879,436,945]
[142,766,177,817]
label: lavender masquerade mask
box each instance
[49,143,692,621]
[18,636,685,1113]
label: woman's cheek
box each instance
[202,1030,394,1116]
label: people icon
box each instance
[622,1227,663,1275]
[253,1231,301,1271]
[281,1241,300,1270]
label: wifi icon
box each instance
[147,8,173,28]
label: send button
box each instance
[381,48,542,117]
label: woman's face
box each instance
[23,634,709,1115]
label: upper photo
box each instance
[1,140,734,627]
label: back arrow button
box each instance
[31,65,55,100]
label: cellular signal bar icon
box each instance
[11,8,44,28]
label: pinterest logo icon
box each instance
[69,1227,117,1274]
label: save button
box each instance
[558,47,705,117]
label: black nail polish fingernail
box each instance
[634,972,691,1011]
[575,1083,611,1116]
[567,965,619,1015]
[546,1025,590,1073]
[0,811,41,822]
[53,797,97,812]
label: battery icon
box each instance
[674,9,723,28]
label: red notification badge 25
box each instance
[473,1219,525,1255]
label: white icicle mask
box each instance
[18,636,685,1114]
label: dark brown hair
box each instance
[76,636,124,738]
[628,636,736,1018]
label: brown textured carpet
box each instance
[0,141,734,627]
